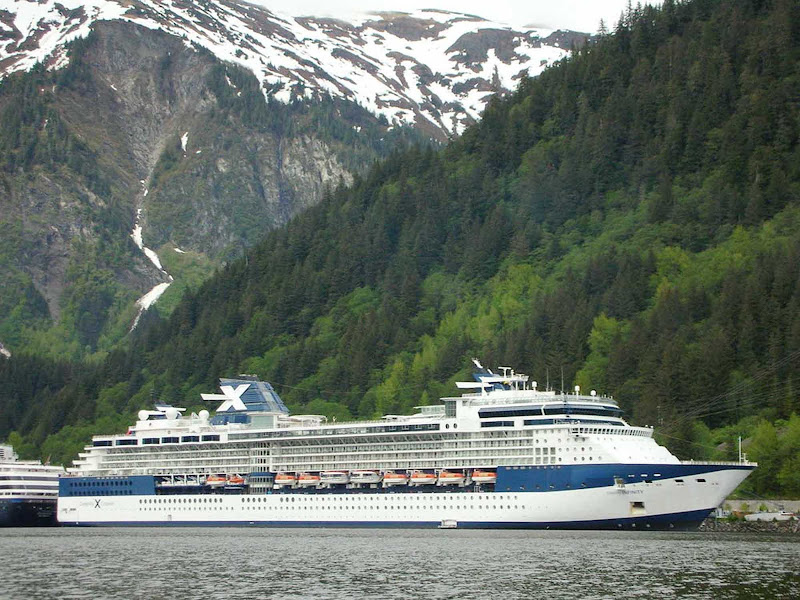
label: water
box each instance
[1,528,798,599]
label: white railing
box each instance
[680,460,758,467]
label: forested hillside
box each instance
[3,0,800,496]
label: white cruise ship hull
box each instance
[58,463,752,529]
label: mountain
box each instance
[0,0,585,357]
[4,0,799,497]
[0,0,577,138]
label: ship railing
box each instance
[569,425,652,437]
[453,394,617,406]
[680,459,758,467]
[276,418,392,429]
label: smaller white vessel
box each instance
[0,445,64,527]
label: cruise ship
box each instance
[57,361,755,529]
[1,445,64,526]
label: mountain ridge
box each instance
[1,0,585,139]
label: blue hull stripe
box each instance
[61,508,712,530]
[495,463,753,493]
[60,463,754,497]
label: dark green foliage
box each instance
[0,48,109,196]
[3,0,800,496]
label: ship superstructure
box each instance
[58,362,755,529]
[1,445,64,526]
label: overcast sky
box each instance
[253,0,663,34]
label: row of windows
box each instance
[105,435,220,447]
[230,424,440,441]
[69,490,134,496]
[67,479,133,488]
[139,503,524,512]
[140,493,520,505]
[479,406,620,419]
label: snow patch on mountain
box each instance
[0,0,581,137]
[129,208,172,329]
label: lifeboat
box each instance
[382,471,409,486]
[320,470,350,485]
[205,474,226,488]
[471,469,497,484]
[225,474,246,487]
[410,470,437,485]
[438,470,466,485]
[274,472,298,487]
[350,470,382,484]
[297,473,321,488]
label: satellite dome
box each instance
[199,410,210,421]
[138,410,148,421]
[165,407,179,420]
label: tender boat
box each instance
[471,470,497,484]
[274,472,297,487]
[320,471,349,485]
[298,473,321,488]
[350,470,382,484]
[410,470,437,485]
[225,474,246,488]
[382,471,409,486]
[438,471,466,486]
[438,519,458,529]
[204,474,226,488]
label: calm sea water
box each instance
[1,528,798,599]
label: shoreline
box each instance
[699,518,800,534]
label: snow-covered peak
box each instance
[0,0,581,136]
